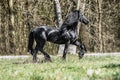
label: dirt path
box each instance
[0,52,120,59]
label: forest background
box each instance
[0,0,120,55]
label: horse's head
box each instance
[64,10,89,25]
[78,10,89,25]
[60,10,89,32]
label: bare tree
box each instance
[8,0,15,53]
[97,0,103,53]
[54,0,78,54]
[54,0,63,27]
[55,0,87,54]
[68,0,87,54]
[54,0,64,54]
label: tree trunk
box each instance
[66,0,83,54]
[54,0,63,54]
[67,0,87,54]
[54,0,63,27]
[56,0,87,54]
[77,0,86,34]
[8,0,15,54]
[97,0,103,53]
[54,0,77,54]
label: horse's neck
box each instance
[59,22,78,31]
[59,24,67,33]
[70,22,78,30]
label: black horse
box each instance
[28,10,89,63]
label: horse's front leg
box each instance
[72,40,87,59]
[62,41,70,60]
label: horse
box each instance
[28,10,89,63]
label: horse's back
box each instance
[32,26,52,32]
[32,26,58,40]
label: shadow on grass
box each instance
[12,58,54,64]
[102,63,120,68]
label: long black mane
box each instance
[28,10,89,63]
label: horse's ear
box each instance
[64,11,78,25]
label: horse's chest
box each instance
[64,31,77,41]
[69,31,76,39]
[70,32,77,42]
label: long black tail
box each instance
[28,31,34,55]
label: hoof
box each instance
[62,56,66,60]
[32,60,37,63]
[41,58,52,63]
[45,57,52,62]
[79,55,83,59]
[79,50,85,59]
[32,57,39,63]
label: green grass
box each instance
[0,55,120,80]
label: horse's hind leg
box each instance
[40,49,51,62]
[32,44,39,63]
[37,40,51,62]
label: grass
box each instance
[0,55,120,80]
